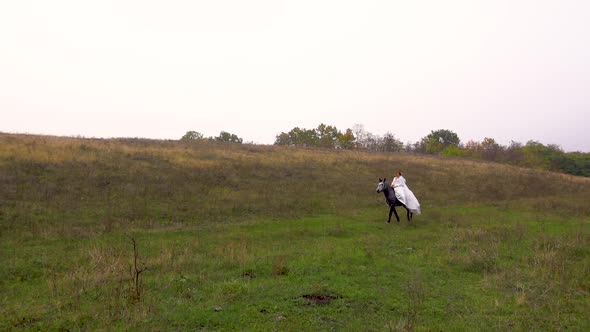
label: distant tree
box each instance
[409,140,425,153]
[213,131,243,144]
[404,142,414,153]
[352,124,370,149]
[552,152,590,177]
[381,132,404,152]
[481,137,502,161]
[514,144,590,176]
[352,124,404,152]
[315,123,340,148]
[274,132,292,146]
[274,127,318,147]
[519,140,565,170]
[275,124,354,149]
[337,128,356,149]
[463,140,483,159]
[364,133,381,151]
[181,130,204,141]
[442,145,465,157]
[297,128,319,146]
[422,136,443,153]
[502,140,524,165]
[420,129,460,154]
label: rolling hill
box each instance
[1,133,589,330]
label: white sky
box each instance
[1,0,589,151]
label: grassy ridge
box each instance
[1,134,590,330]
[2,133,589,232]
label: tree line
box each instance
[273,123,414,152]
[181,130,243,144]
[407,129,589,177]
[273,124,590,177]
[181,125,590,177]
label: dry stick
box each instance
[127,235,147,300]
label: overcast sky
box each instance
[1,0,589,151]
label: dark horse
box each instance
[376,178,413,223]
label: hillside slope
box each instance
[1,134,589,330]
[2,133,589,235]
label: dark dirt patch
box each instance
[241,270,257,279]
[13,317,41,329]
[301,293,341,305]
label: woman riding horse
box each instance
[391,171,421,215]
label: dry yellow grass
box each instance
[2,133,589,240]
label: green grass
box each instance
[1,134,589,330]
[2,206,589,331]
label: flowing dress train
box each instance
[391,176,421,215]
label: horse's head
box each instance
[376,178,387,193]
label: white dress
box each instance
[391,176,421,214]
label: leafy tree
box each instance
[521,140,562,169]
[274,127,318,147]
[420,129,460,154]
[274,132,292,146]
[298,128,320,146]
[502,140,525,165]
[442,145,465,157]
[181,130,204,141]
[275,124,356,149]
[315,123,340,148]
[213,131,243,144]
[553,152,590,177]
[337,128,356,149]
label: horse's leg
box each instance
[392,206,400,223]
[406,208,410,221]
[387,206,393,223]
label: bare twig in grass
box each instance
[127,235,147,302]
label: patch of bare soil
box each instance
[300,293,340,305]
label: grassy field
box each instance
[1,133,589,331]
